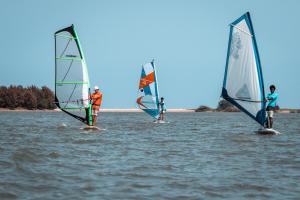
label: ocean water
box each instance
[0,111,299,200]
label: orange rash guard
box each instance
[91,91,103,110]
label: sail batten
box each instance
[54,25,92,125]
[136,61,160,119]
[222,12,266,126]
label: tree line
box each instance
[0,85,56,110]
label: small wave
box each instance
[48,152,61,158]
[204,191,226,198]
[0,192,17,199]
[167,181,189,189]
[243,192,271,198]
[0,160,14,168]
[72,139,98,144]
[11,149,40,163]
[230,136,255,144]
[129,183,153,189]
[274,142,297,147]
[233,183,271,192]
[80,184,96,192]
[59,123,67,127]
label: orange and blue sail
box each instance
[136,60,160,119]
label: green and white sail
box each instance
[54,25,92,125]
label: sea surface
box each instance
[0,112,299,200]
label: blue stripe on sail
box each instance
[222,12,266,126]
[151,61,160,110]
[142,108,159,119]
[222,88,258,122]
[143,85,151,95]
[245,12,266,125]
[141,67,146,78]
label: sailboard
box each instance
[221,12,279,134]
[136,60,160,120]
[54,25,93,126]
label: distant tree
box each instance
[41,86,56,109]
[6,85,18,109]
[0,86,7,107]
[23,90,37,109]
[0,85,56,110]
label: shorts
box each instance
[267,110,274,118]
[92,109,99,116]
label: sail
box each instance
[136,60,160,119]
[54,25,92,125]
[221,12,266,126]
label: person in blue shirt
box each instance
[265,85,278,128]
[159,97,166,121]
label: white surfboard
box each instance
[81,126,103,131]
[153,120,168,124]
[256,128,281,135]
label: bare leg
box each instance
[92,115,97,126]
[269,117,273,128]
[267,115,273,128]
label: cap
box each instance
[94,86,99,90]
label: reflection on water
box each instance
[0,112,299,199]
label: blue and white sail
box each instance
[136,60,160,119]
[221,12,266,126]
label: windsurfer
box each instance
[265,85,278,128]
[90,86,103,126]
[159,97,166,121]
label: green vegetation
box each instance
[0,85,56,110]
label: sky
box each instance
[0,0,299,108]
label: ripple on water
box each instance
[0,112,300,199]
[11,149,41,163]
[0,160,14,168]
[0,192,17,199]
[72,139,98,144]
[48,152,61,159]
[233,183,271,192]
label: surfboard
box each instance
[81,126,102,131]
[256,128,281,135]
[153,120,168,124]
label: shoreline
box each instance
[0,108,195,113]
[0,108,299,113]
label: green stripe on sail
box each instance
[55,33,76,40]
[63,107,86,110]
[56,81,88,85]
[56,57,81,61]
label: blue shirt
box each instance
[159,101,166,111]
[267,92,278,107]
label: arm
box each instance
[268,93,278,101]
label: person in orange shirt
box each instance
[90,86,103,126]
